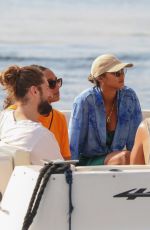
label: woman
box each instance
[130,118,150,164]
[36,65,71,160]
[69,54,142,165]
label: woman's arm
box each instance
[130,122,147,164]
[69,94,90,160]
[126,91,142,150]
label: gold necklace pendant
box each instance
[106,116,111,123]
[106,101,116,124]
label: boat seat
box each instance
[0,143,31,196]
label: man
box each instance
[0,65,63,165]
[5,65,71,160]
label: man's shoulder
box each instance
[0,109,13,121]
[33,122,55,138]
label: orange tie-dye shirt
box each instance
[39,109,70,160]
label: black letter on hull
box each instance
[114,188,150,200]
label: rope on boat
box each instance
[65,166,74,230]
[0,191,2,202]
[22,162,74,230]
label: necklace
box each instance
[106,101,116,124]
[48,109,53,130]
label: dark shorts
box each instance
[78,154,106,166]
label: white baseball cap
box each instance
[91,54,133,78]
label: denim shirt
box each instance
[69,86,142,160]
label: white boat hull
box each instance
[1,165,150,230]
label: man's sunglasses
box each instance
[109,68,127,78]
[48,78,63,89]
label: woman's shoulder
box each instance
[74,87,97,102]
[143,118,150,127]
[121,86,137,94]
[119,86,139,99]
[53,109,65,116]
[53,109,67,122]
[134,119,150,134]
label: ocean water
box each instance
[0,0,150,110]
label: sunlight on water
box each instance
[0,0,150,110]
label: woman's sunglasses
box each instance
[48,78,63,89]
[109,68,127,78]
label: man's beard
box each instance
[38,100,52,116]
